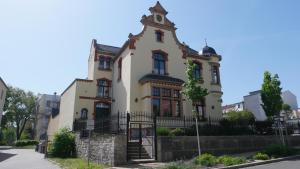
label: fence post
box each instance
[117,111,120,134]
[126,112,130,162]
[153,113,157,160]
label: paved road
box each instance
[245,158,300,169]
[0,148,61,169]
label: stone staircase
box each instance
[127,141,152,160]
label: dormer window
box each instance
[99,56,111,70]
[155,30,164,42]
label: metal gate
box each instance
[126,112,157,160]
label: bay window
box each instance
[151,87,181,117]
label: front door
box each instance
[94,102,110,133]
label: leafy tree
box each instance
[182,60,208,155]
[261,71,283,117]
[182,60,208,104]
[3,86,37,140]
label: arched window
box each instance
[153,53,166,75]
[80,108,88,119]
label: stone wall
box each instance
[157,135,300,162]
[75,133,127,166]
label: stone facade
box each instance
[157,135,300,162]
[75,133,127,166]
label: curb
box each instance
[216,155,300,169]
[47,158,65,169]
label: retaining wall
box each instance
[157,135,300,162]
[75,133,127,166]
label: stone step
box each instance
[128,159,155,163]
[129,155,151,159]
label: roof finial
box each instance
[205,38,208,46]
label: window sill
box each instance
[211,82,221,86]
[98,68,112,71]
[96,96,111,99]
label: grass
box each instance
[50,157,107,169]
[14,145,36,149]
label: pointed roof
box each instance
[149,1,168,15]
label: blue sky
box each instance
[0,0,299,105]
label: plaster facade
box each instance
[47,2,223,139]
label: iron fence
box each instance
[73,111,300,138]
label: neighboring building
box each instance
[282,90,298,110]
[48,2,223,140]
[0,77,8,126]
[224,90,299,121]
[36,94,60,140]
[243,90,267,121]
[222,102,244,114]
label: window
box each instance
[155,30,163,42]
[80,108,88,119]
[118,58,122,80]
[152,87,160,96]
[173,90,180,98]
[152,99,160,116]
[193,63,202,80]
[162,88,171,97]
[99,56,111,70]
[151,87,181,117]
[174,101,181,117]
[195,101,206,119]
[153,53,166,75]
[162,99,172,117]
[46,101,51,107]
[212,65,220,84]
[97,80,110,97]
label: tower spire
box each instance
[205,38,208,46]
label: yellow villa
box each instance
[47,2,223,140]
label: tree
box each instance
[182,60,208,156]
[282,104,292,119]
[3,86,37,140]
[261,71,283,118]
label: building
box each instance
[0,77,8,126]
[36,94,60,140]
[48,2,223,140]
[222,102,244,114]
[224,90,299,121]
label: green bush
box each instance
[194,153,217,166]
[253,152,270,160]
[218,155,245,166]
[51,128,76,158]
[263,144,296,158]
[3,128,16,145]
[15,140,39,147]
[162,163,192,169]
[157,127,171,136]
[170,128,185,136]
[225,111,255,126]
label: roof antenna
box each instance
[205,38,208,46]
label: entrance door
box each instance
[94,103,110,133]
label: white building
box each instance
[222,102,244,114]
[0,77,8,127]
[282,90,298,110]
[35,94,60,140]
[243,90,267,121]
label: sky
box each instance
[0,0,300,106]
